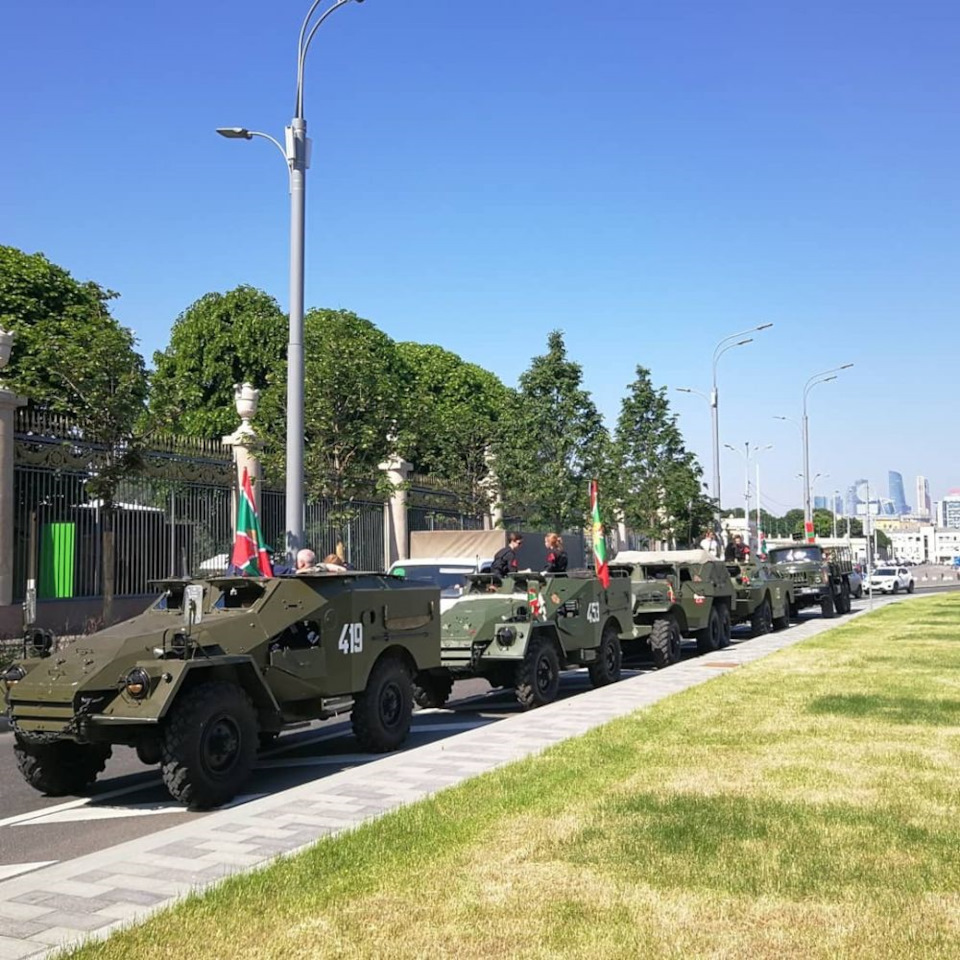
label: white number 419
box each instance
[338,622,363,654]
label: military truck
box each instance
[421,569,632,710]
[2,572,441,809]
[610,550,736,668]
[766,542,855,618]
[726,561,795,636]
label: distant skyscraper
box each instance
[888,471,909,515]
[814,495,828,510]
[915,476,931,518]
[942,493,960,530]
[845,482,863,517]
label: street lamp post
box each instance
[802,364,853,539]
[725,442,772,553]
[218,0,365,562]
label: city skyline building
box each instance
[915,475,931,518]
[888,470,909,515]
[940,492,960,529]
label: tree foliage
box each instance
[396,342,510,515]
[149,286,287,437]
[493,331,610,532]
[260,309,405,515]
[613,365,711,547]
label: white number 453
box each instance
[586,602,601,623]
[338,622,363,654]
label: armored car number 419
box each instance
[2,573,441,809]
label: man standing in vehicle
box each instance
[491,533,523,577]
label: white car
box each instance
[866,566,915,595]
[387,557,491,612]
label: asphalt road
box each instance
[2,587,957,882]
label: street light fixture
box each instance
[725,442,773,551]
[217,0,365,562]
[709,324,774,532]
[802,364,853,537]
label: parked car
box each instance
[866,566,914,595]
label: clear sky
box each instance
[3,0,958,512]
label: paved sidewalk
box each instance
[0,599,897,959]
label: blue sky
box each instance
[3,0,958,512]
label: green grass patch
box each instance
[63,595,960,959]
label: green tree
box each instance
[395,342,510,517]
[260,309,406,547]
[613,365,710,547]
[149,286,287,438]
[493,331,610,532]
[0,246,148,623]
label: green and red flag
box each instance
[231,467,273,577]
[590,479,609,588]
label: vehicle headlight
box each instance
[2,665,26,689]
[496,626,517,647]
[123,667,152,699]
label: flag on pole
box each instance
[231,467,273,577]
[590,479,609,588]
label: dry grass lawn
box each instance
[63,594,960,959]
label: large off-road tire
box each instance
[772,601,790,631]
[161,680,258,809]
[836,584,851,615]
[352,656,413,753]
[515,637,561,709]
[750,597,773,637]
[788,599,801,622]
[588,622,622,688]
[718,604,732,648]
[820,594,836,619]
[14,737,111,796]
[696,607,723,655]
[413,671,454,709]
[649,617,682,669]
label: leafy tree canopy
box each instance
[260,309,405,509]
[149,285,287,437]
[613,365,710,547]
[494,330,610,532]
[0,246,147,440]
[396,341,510,512]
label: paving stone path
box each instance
[0,598,899,959]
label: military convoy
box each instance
[2,572,440,809]
[766,543,856,618]
[423,569,632,709]
[2,534,877,810]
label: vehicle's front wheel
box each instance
[14,737,111,796]
[907,580,915,594]
[772,603,790,631]
[515,638,560,709]
[352,656,413,753]
[161,681,258,809]
[718,604,732,648]
[588,623,622,688]
[820,594,836,618]
[413,670,454,709]
[750,597,773,637]
[649,617,682,668]
[892,582,899,595]
[696,607,723,654]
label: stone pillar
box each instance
[379,455,412,568]
[222,383,264,535]
[480,447,503,530]
[0,329,27,606]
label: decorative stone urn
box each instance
[0,329,13,371]
[234,382,259,429]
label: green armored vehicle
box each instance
[611,550,736,667]
[2,572,441,809]
[767,542,855,618]
[726,561,795,635]
[421,569,632,710]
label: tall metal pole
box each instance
[832,489,839,539]
[742,441,750,528]
[285,115,307,560]
[756,460,762,553]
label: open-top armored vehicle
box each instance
[2,572,441,809]
[726,561,795,635]
[766,542,855,618]
[610,550,736,667]
[423,569,632,710]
